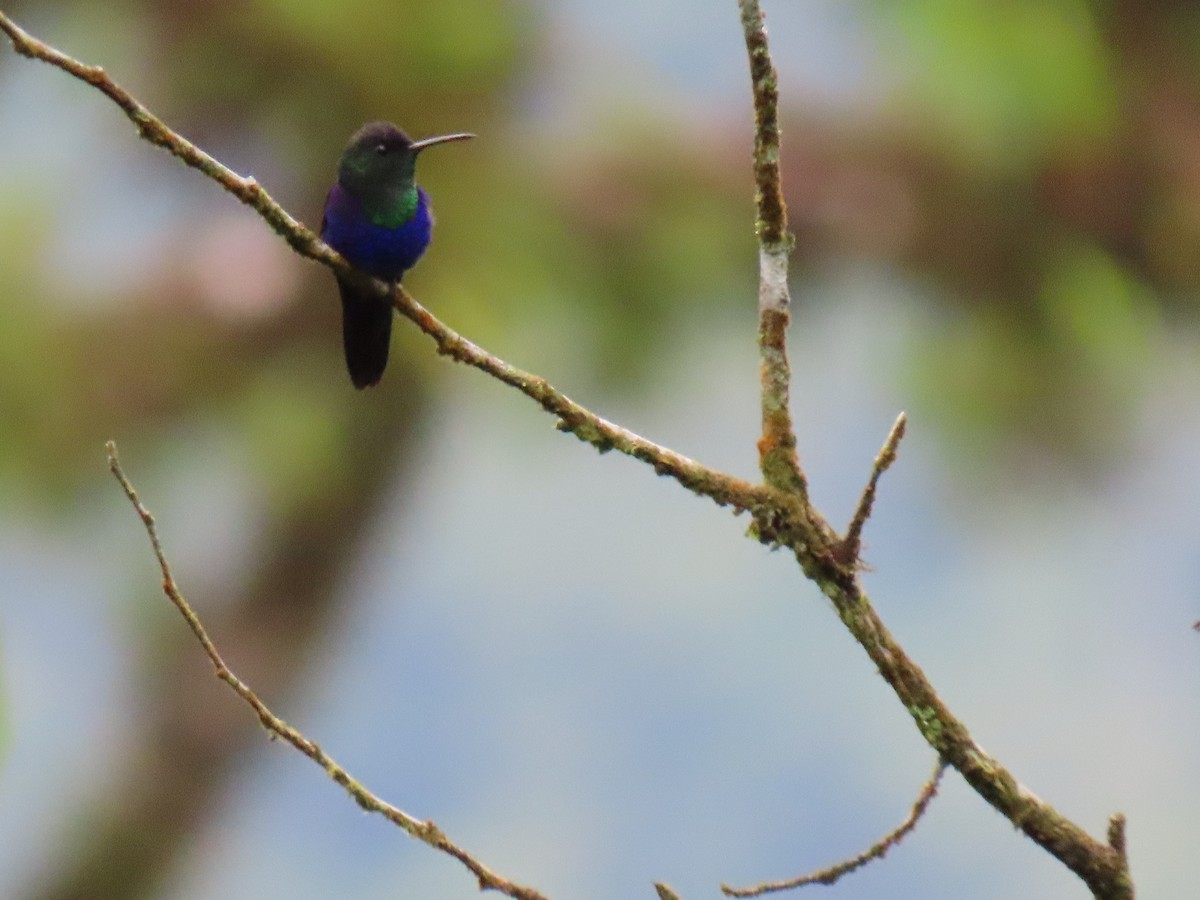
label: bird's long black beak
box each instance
[409,132,475,151]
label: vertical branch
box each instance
[738,0,805,498]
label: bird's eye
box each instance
[375,143,388,155]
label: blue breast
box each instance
[321,184,434,281]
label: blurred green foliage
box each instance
[824,0,1200,467]
[884,0,1117,169]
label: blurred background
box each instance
[0,0,1197,897]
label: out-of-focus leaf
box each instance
[881,0,1118,168]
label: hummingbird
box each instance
[321,121,473,388]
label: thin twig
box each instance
[0,10,760,518]
[737,0,805,498]
[721,759,948,896]
[105,441,549,900]
[836,412,908,565]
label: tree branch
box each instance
[738,0,805,498]
[104,442,549,900]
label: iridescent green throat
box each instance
[367,185,419,230]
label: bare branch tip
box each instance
[835,413,911,565]
[880,412,908,463]
[1107,813,1128,857]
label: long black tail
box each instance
[336,274,393,389]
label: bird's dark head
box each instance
[337,121,473,197]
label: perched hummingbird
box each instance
[321,121,473,388]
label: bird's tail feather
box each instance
[337,275,393,389]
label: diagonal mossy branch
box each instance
[775,515,1132,899]
[0,10,755,518]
